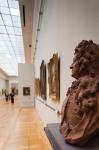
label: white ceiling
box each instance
[0,0,25,76]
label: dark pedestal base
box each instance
[44,123,99,150]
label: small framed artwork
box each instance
[40,60,46,100]
[15,89,18,95]
[2,89,6,95]
[11,83,18,95]
[23,87,30,96]
[11,88,18,95]
[48,53,60,101]
[35,78,41,97]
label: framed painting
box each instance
[35,78,41,97]
[11,83,18,95]
[23,87,30,96]
[15,89,18,95]
[2,89,6,95]
[48,53,60,101]
[40,60,46,100]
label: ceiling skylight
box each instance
[0,0,25,76]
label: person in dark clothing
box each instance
[10,92,15,104]
[5,92,9,102]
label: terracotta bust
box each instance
[60,40,99,145]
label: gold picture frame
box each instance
[48,53,60,100]
[40,60,46,100]
[35,78,41,97]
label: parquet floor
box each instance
[0,99,52,150]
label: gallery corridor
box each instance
[0,99,52,150]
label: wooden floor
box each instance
[0,99,52,150]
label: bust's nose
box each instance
[70,64,74,69]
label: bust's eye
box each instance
[78,111,83,118]
[90,92,96,97]
[80,83,88,89]
[83,94,89,99]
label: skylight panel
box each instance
[6,26,14,34]
[2,14,13,26]
[0,42,4,47]
[0,46,8,50]
[15,51,23,55]
[14,27,22,35]
[0,0,8,7]
[13,46,19,51]
[0,0,24,76]
[8,47,15,54]
[11,41,17,47]
[10,8,20,16]
[17,43,24,48]
[0,26,6,34]
[16,35,22,42]
[0,49,8,53]
[9,35,16,41]
[0,64,17,76]
[8,0,19,9]
[0,54,11,63]
[12,16,21,27]
[5,41,12,47]
[0,15,3,25]
[10,54,16,59]
[0,7,10,15]
[1,34,9,41]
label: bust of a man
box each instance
[60,40,99,145]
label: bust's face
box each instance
[70,60,80,79]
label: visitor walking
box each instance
[10,92,15,104]
[5,92,9,102]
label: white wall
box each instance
[0,69,8,100]
[33,0,99,125]
[18,64,34,106]
[0,78,6,100]
[0,78,6,90]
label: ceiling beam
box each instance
[19,0,34,63]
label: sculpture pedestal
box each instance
[44,123,99,150]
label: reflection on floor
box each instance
[0,99,52,150]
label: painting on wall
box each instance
[40,60,46,100]
[48,53,60,101]
[11,87,18,95]
[35,78,41,97]
[11,83,18,95]
[14,89,18,95]
[23,87,30,96]
[2,89,6,95]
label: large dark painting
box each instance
[23,87,30,96]
[40,60,46,100]
[35,78,41,97]
[48,53,60,101]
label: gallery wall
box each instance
[0,74,19,100]
[0,78,6,100]
[33,0,99,125]
[18,64,34,106]
[0,70,8,100]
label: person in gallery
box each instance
[5,92,9,102]
[10,92,15,104]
